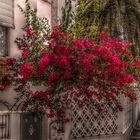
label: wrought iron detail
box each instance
[0,100,12,110]
[29,124,34,136]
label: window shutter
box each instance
[0,0,14,28]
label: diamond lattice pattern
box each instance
[71,104,118,139]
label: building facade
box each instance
[0,0,140,140]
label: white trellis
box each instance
[71,104,118,139]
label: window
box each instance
[0,0,14,56]
[0,26,7,56]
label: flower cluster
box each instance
[0,81,10,91]
[20,62,33,81]
[131,61,140,81]
[12,26,140,114]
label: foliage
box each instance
[10,1,50,113]
[61,0,100,38]
[61,0,74,33]
[12,27,139,115]
[14,2,50,82]
[9,1,140,118]
[71,0,88,37]
[83,0,100,38]
[62,0,140,50]
[98,0,140,57]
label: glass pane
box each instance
[0,26,6,56]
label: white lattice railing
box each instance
[68,85,140,140]
[71,104,118,138]
[48,98,133,140]
[49,97,135,140]
[6,87,137,140]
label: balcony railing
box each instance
[0,112,10,139]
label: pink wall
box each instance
[9,0,51,57]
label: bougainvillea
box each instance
[12,25,140,115]
[10,2,140,118]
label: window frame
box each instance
[0,25,8,57]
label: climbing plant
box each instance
[61,0,74,33]
[8,0,140,118]
[61,0,100,38]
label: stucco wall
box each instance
[37,0,51,25]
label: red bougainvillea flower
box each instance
[22,50,30,57]
[64,71,71,79]
[98,33,109,41]
[20,62,33,80]
[14,25,140,114]
[32,91,49,98]
[25,27,33,37]
[123,75,134,84]
[38,54,49,72]
[6,58,16,66]
[18,41,27,50]
[0,82,10,91]
[132,61,140,67]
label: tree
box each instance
[85,0,140,57]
